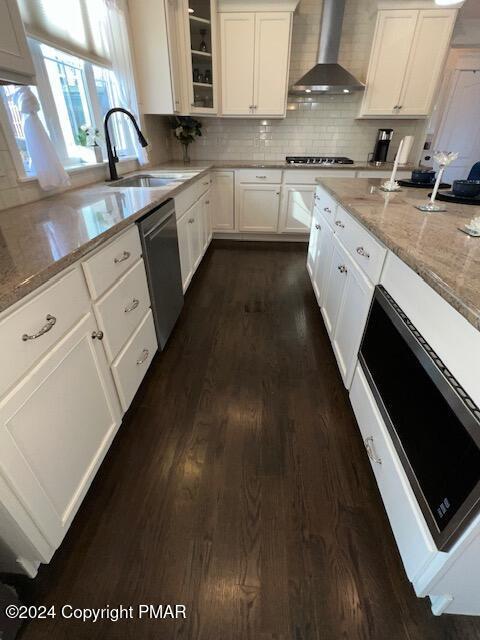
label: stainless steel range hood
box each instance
[290,0,364,95]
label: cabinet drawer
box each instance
[111,309,158,412]
[0,267,90,398]
[285,169,356,184]
[236,169,282,184]
[350,365,436,581]
[334,206,387,283]
[82,226,142,300]
[94,259,151,362]
[313,186,337,229]
[175,174,212,218]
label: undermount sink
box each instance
[113,175,178,188]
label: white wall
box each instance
[171,0,427,163]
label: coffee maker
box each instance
[371,128,393,163]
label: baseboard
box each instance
[212,232,308,243]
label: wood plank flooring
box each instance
[14,241,480,639]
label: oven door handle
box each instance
[364,436,382,465]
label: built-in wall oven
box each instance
[359,286,480,551]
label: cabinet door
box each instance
[360,10,418,117]
[253,12,291,116]
[321,235,349,337]
[205,192,213,244]
[237,184,280,232]
[312,217,334,307]
[0,313,121,548]
[220,13,255,115]
[185,0,218,114]
[332,252,374,388]
[399,10,456,116]
[307,203,321,280]
[188,200,203,271]
[177,211,193,291]
[0,0,35,82]
[280,184,315,234]
[212,171,234,230]
[166,0,188,113]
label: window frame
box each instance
[0,37,137,181]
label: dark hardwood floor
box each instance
[13,241,480,639]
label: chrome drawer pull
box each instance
[335,220,345,228]
[315,224,321,230]
[365,436,382,465]
[337,264,347,274]
[22,315,56,341]
[256,175,267,179]
[91,330,104,341]
[136,349,149,365]
[125,298,140,313]
[203,181,209,186]
[356,246,370,259]
[324,206,332,213]
[114,251,130,264]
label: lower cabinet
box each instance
[330,241,374,387]
[279,184,315,233]
[212,171,235,230]
[0,312,121,549]
[312,216,334,307]
[237,183,280,232]
[307,202,322,279]
[177,187,212,292]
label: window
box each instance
[0,38,136,177]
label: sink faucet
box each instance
[104,107,148,181]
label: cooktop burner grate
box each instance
[285,156,354,165]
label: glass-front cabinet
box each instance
[184,0,218,114]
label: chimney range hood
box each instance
[290,0,364,95]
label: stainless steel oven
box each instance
[359,286,480,551]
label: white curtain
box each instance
[102,0,148,165]
[14,87,71,191]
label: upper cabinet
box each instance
[185,0,218,114]
[220,11,292,117]
[0,0,35,84]
[129,0,218,115]
[359,9,457,118]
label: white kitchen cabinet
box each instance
[307,202,321,280]
[330,241,374,388]
[321,235,349,337]
[212,171,234,230]
[219,11,292,117]
[280,184,315,234]
[0,312,121,549]
[177,210,194,291]
[360,9,456,118]
[312,214,334,307]
[237,184,280,232]
[0,0,35,84]
[129,0,180,114]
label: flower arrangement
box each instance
[171,116,202,163]
[75,125,101,148]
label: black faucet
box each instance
[104,107,148,181]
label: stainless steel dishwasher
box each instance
[137,199,184,349]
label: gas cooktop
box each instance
[286,156,354,165]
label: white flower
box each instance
[467,216,480,233]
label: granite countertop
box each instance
[0,159,417,315]
[195,160,416,171]
[0,165,212,314]
[317,177,480,331]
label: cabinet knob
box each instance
[356,246,370,259]
[188,218,194,223]
[124,298,140,313]
[335,220,345,229]
[315,224,321,230]
[337,264,347,274]
[324,206,331,213]
[136,349,149,365]
[205,200,210,205]
[91,330,104,341]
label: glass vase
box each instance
[182,144,190,164]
